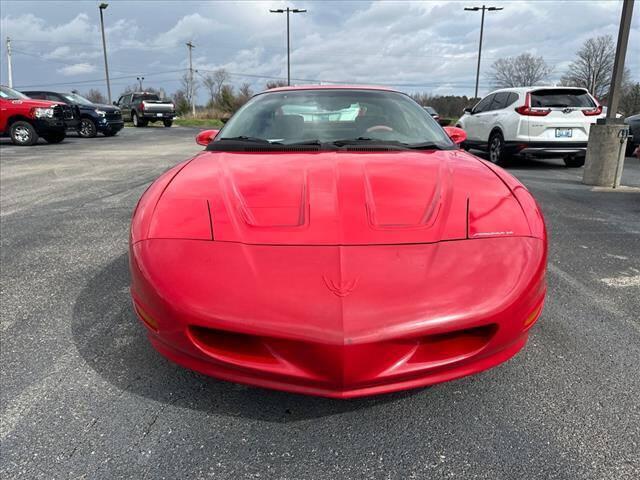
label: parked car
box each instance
[23,91,123,138]
[457,86,604,167]
[624,113,640,157]
[116,92,175,127]
[0,85,74,146]
[423,106,440,121]
[129,85,547,399]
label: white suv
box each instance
[457,86,604,167]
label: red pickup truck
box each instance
[1,85,74,146]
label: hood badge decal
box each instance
[323,275,359,297]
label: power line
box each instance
[13,69,187,88]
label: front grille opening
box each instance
[189,326,279,365]
[409,324,497,364]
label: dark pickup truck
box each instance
[23,91,123,138]
[116,92,176,127]
[1,85,74,145]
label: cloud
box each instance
[57,63,96,76]
[1,1,638,97]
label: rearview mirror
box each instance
[196,129,219,146]
[443,126,467,145]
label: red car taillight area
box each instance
[515,93,551,116]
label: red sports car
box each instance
[130,86,547,399]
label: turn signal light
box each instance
[524,303,543,328]
[135,303,159,331]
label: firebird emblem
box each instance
[323,275,359,297]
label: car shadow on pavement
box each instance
[469,150,568,170]
[71,254,422,423]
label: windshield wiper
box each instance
[217,136,281,144]
[330,138,443,150]
[284,140,323,146]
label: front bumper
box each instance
[130,237,547,398]
[507,141,588,157]
[33,118,66,135]
[97,119,124,133]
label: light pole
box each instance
[464,5,503,99]
[98,3,112,103]
[137,76,145,90]
[269,7,307,86]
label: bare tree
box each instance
[489,53,553,88]
[620,82,640,115]
[266,80,288,90]
[560,35,621,99]
[83,89,107,104]
[180,72,199,111]
[236,83,253,107]
[202,69,230,107]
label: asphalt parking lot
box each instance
[1,128,639,480]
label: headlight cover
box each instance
[95,109,107,117]
[32,107,55,119]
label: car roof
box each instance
[487,86,590,95]
[262,84,399,94]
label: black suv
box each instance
[23,91,124,138]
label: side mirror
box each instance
[196,129,219,146]
[113,101,118,106]
[463,107,473,115]
[443,126,467,145]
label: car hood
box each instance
[149,150,531,246]
[8,98,62,108]
[78,103,120,112]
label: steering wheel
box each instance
[366,125,394,133]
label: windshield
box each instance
[531,89,595,108]
[214,89,454,149]
[0,85,29,100]
[62,93,95,106]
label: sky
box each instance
[0,0,638,102]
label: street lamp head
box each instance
[291,9,307,13]
[99,3,108,9]
[270,9,285,13]
[464,7,480,11]
[487,7,504,11]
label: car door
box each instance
[118,94,132,121]
[474,93,505,143]
[0,97,8,133]
[464,94,495,142]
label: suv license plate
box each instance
[556,128,572,138]
[156,113,163,117]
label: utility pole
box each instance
[98,3,112,103]
[137,76,145,90]
[583,0,635,188]
[464,5,503,99]
[269,7,307,86]
[6,37,13,88]
[186,41,196,116]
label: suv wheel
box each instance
[488,131,509,165]
[42,131,66,144]
[78,118,97,138]
[10,121,38,146]
[564,155,585,168]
